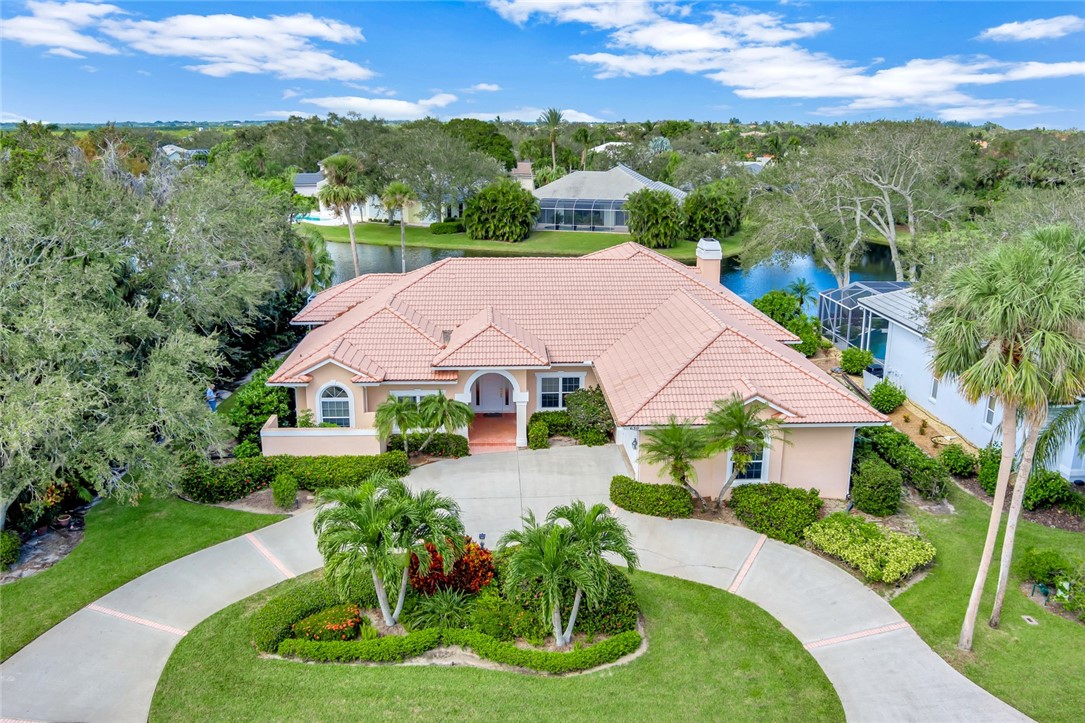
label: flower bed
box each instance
[805,512,935,585]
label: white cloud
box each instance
[488,0,656,29]
[3,1,123,55]
[979,15,1085,42]
[468,82,502,92]
[1,111,44,123]
[136,69,150,76]
[466,106,604,122]
[46,47,86,59]
[282,88,301,99]
[299,93,458,120]
[81,64,98,73]
[345,84,398,96]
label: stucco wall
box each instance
[301,363,370,427]
[260,415,381,456]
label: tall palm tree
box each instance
[381,478,465,621]
[417,392,474,452]
[318,155,365,277]
[537,108,564,170]
[928,227,1085,650]
[547,501,639,643]
[987,228,1085,628]
[499,513,596,648]
[292,226,335,294]
[572,127,592,170]
[374,395,420,454]
[313,479,406,626]
[380,181,417,274]
[639,418,710,511]
[703,395,788,509]
[786,278,815,309]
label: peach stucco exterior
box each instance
[260,415,382,457]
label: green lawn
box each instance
[150,570,843,722]
[893,485,1085,722]
[304,222,746,264]
[0,498,283,661]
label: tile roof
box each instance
[433,307,549,368]
[533,164,686,202]
[293,272,410,325]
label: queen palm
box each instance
[292,226,335,294]
[318,155,365,277]
[374,395,420,454]
[538,108,564,170]
[639,418,710,511]
[547,501,639,644]
[417,392,474,453]
[380,181,417,273]
[703,395,788,509]
[572,127,592,170]
[928,228,1085,649]
[499,513,596,648]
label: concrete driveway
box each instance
[408,445,632,541]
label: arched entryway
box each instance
[456,370,529,451]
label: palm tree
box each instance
[499,513,596,648]
[537,108,564,170]
[572,127,592,170]
[786,278,815,310]
[313,479,406,626]
[987,228,1085,628]
[318,155,365,277]
[547,501,639,643]
[639,418,710,511]
[417,392,474,453]
[703,395,788,509]
[292,226,335,294]
[374,395,420,454]
[928,227,1085,649]
[381,478,465,621]
[380,181,417,274]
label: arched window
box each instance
[319,385,351,427]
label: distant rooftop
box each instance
[294,170,324,186]
[533,164,686,201]
[857,288,926,334]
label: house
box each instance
[158,144,209,165]
[819,283,1085,483]
[291,167,456,226]
[533,164,686,232]
[511,161,534,192]
[264,240,886,499]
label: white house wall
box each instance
[615,426,639,478]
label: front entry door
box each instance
[474,374,513,413]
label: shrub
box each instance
[729,483,822,544]
[528,411,574,436]
[564,386,615,436]
[805,513,936,585]
[1020,547,1072,586]
[682,178,744,241]
[279,628,443,663]
[851,457,903,516]
[385,433,470,458]
[0,530,21,569]
[408,537,495,595]
[610,475,693,518]
[840,348,875,375]
[626,188,684,249]
[577,428,611,447]
[1055,563,1085,621]
[752,290,800,326]
[463,180,539,243]
[468,588,526,642]
[429,219,465,235]
[250,580,341,652]
[528,420,549,450]
[233,440,261,459]
[977,444,1003,495]
[869,380,906,414]
[1023,469,1073,511]
[510,565,639,638]
[271,472,298,509]
[859,427,949,500]
[785,315,820,358]
[405,589,473,630]
[180,452,411,503]
[226,358,291,445]
[939,444,977,477]
[292,604,364,642]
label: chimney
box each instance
[695,238,722,283]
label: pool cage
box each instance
[536,198,629,232]
[817,281,910,363]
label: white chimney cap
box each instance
[696,237,723,260]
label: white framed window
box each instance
[391,390,437,405]
[318,384,352,427]
[537,373,584,410]
[984,396,997,427]
[929,377,939,402]
[728,442,769,483]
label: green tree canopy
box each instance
[463,179,539,243]
[682,178,745,241]
[625,188,684,249]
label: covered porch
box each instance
[466,413,517,454]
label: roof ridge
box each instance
[665,271,798,342]
[432,307,548,366]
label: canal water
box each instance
[326,240,897,303]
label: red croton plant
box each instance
[408,536,495,595]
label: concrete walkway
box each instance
[0,447,1027,722]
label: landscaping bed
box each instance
[954,475,1085,534]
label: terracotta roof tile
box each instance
[433,307,549,368]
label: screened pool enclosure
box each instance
[536,198,629,232]
[817,281,910,363]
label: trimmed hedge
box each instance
[850,457,902,517]
[729,483,822,544]
[610,475,693,519]
[386,433,470,458]
[528,410,575,436]
[429,219,465,235]
[278,627,642,674]
[271,472,297,509]
[527,408,612,447]
[528,421,549,450]
[251,580,341,652]
[859,427,949,500]
[180,451,411,503]
[805,512,936,585]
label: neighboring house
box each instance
[265,240,886,499]
[158,144,208,164]
[730,155,775,175]
[291,167,457,226]
[533,163,686,232]
[589,141,633,156]
[819,284,1085,482]
[511,161,534,192]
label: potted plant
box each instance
[56,514,72,529]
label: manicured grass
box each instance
[0,498,283,661]
[150,571,843,722]
[304,222,746,263]
[893,484,1085,722]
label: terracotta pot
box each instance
[56,514,72,529]
[35,525,48,537]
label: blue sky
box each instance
[2,1,1084,127]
